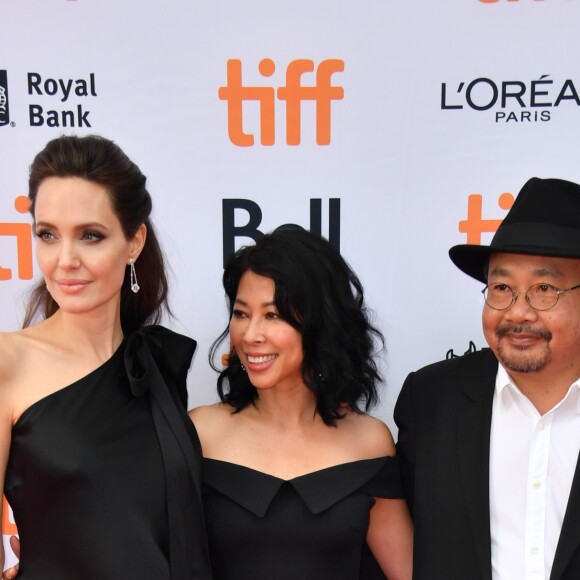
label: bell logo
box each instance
[222,198,340,266]
[219,58,344,146]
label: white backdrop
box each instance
[3,0,580,564]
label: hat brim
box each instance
[449,240,580,284]
[448,245,492,283]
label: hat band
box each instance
[491,222,580,257]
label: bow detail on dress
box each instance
[122,325,212,578]
[124,325,197,400]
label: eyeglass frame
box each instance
[481,282,580,311]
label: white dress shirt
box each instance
[489,365,580,580]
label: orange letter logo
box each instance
[0,196,33,280]
[218,59,276,147]
[2,496,17,536]
[458,191,514,244]
[479,0,545,3]
[219,58,344,146]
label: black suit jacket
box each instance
[394,348,580,580]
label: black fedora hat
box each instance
[449,177,580,283]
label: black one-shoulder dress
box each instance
[4,326,211,580]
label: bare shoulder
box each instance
[188,403,239,456]
[188,402,233,425]
[0,322,70,419]
[340,412,396,458]
[0,330,37,425]
[188,403,236,436]
[0,324,52,379]
[0,331,28,384]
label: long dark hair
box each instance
[23,134,169,332]
[210,228,385,426]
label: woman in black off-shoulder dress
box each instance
[190,229,413,580]
[1,135,210,580]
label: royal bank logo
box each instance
[441,75,579,123]
[0,71,10,127]
[0,71,98,128]
[28,72,96,127]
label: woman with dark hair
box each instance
[0,135,210,579]
[190,229,412,579]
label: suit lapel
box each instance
[456,352,497,580]
[550,450,580,580]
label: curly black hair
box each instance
[210,228,385,426]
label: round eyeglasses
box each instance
[482,282,580,311]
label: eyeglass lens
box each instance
[483,283,559,311]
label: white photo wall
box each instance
[3,0,580,566]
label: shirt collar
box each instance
[495,364,580,415]
[495,365,526,413]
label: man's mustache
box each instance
[496,324,552,341]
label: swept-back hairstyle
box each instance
[23,134,169,332]
[210,228,385,426]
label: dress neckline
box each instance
[13,337,127,430]
[202,455,399,516]
[203,455,392,482]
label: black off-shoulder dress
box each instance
[202,455,403,579]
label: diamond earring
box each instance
[129,258,140,293]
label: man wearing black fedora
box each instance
[395,177,580,580]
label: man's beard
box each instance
[495,324,553,373]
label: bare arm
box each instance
[0,335,17,577]
[354,415,413,579]
[366,496,413,580]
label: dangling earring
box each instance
[241,363,246,372]
[129,258,140,293]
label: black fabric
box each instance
[202,456,402,579]
[5,325,211,580]
[394,347,580,580]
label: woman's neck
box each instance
[253,386,319,428]
[41,309,125,360]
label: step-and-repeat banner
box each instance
[3,0,580,566]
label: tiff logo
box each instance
[219,59,344,146]
[2,496,16,536]
[458,191,515,244]
[0,196,33,281]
